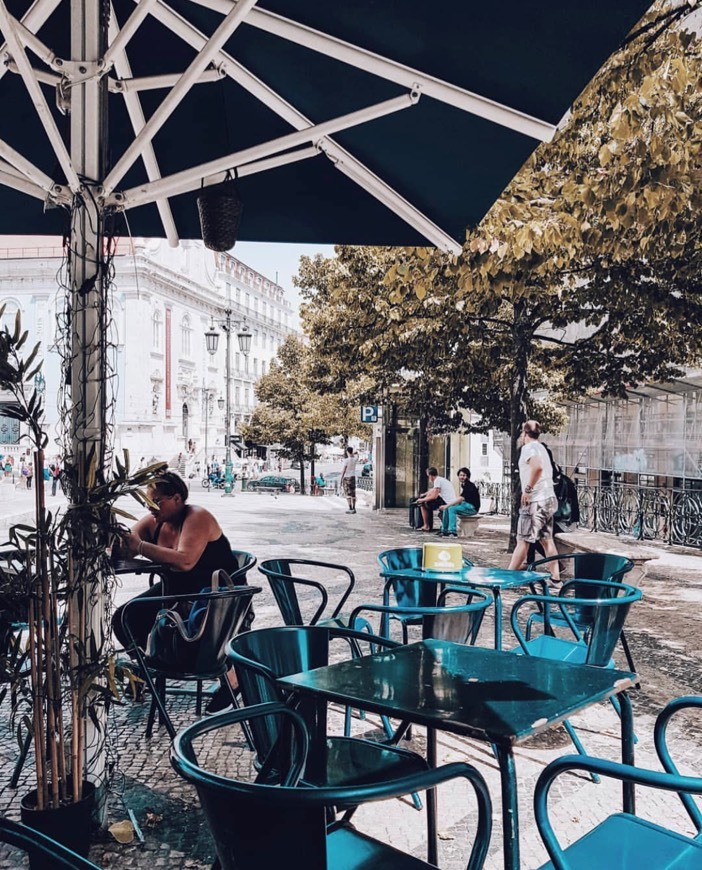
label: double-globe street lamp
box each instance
[204,309,251,495]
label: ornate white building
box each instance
[0,237,295,464]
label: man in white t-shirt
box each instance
[340,447,358,514]
[508,420,560,580]
[414,467,456,531]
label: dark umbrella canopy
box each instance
[0,0,652,250]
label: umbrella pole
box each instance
[68,0,109,793]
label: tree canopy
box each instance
[296,3,702,534]
[242,334,368,490]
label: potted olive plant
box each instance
[0,307,163,863]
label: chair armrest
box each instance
[0,817,100,869]
[654,696,702,834]
[534,753,702,870]
[172,701,309,787]
[528,554,577,571]
[121,587,261,651]
[510,594,584,650]
[267,559,356,620]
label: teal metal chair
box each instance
[258,557,358,628]
[171,701,494,870]
[121,581,261,739]
[511,579,642,774]
[526,553,637,674]
[0,817,100,869]
[377,547,473,644]
[534,696,702,869]
[227,626,428,793]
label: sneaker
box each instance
[346,509,354,514]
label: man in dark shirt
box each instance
[438,467,481,536]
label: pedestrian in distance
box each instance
[50,462,61,496]
[437,467,480,536]
[507,420,560,582]
[340,446,357,514]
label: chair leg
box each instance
[145,692,158,739]
[9,730,33,788]
[195,681,203,717]
[562,718,599,783]
[222,676,255,751]
[618,630,641,688]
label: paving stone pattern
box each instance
[1,489,701,867]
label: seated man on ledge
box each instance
[438,467,480,537]
[414,467,456,531]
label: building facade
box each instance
[0,237,295,465]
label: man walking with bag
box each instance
[508,420,560,582]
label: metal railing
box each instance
[475,480,702,550]
[576,483,702,549]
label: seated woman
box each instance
[437,467,481,537]
[112,471,247,709]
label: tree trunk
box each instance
[309,441,316,495]
[508,303,530,550]
[417,412,429,493]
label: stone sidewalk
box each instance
[1,487,701,868]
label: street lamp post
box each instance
[201,384,216,466]
[205,309,251,495]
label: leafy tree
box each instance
[384,3,702,538]
[241,334,368,491]
[297,246,485,474]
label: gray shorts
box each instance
[343,476,356,498]
[517,497,558,543]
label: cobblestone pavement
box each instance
[1,487,701,868]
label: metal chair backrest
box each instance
[513,579,642,667]
[124,584,260,677]
[351,587,492,646]
[227,625,333,763]
[378,548,472,612]
[227,625,396,764]
[574,581,640,666]
[527,553,635,628]
[230,549,257,582]
[258,558,354,626]
[377,547,424,572]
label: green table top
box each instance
[279,639,636,746]
[380,565,550,589]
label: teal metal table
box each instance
[380,565,550,649]
[279,639,637,870]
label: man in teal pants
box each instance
[438,467,480,536]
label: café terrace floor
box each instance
[1,486,701,868]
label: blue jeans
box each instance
[441,502,477,533]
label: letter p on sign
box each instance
[361,405,379,423]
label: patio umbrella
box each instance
[0,0,653,780]
[0,1,653,254]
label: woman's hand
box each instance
[120,532,143,558]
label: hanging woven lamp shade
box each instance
[197,173,243,252]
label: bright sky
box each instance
[234,242,335,323]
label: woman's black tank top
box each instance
[153,523,238,595]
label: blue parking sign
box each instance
[360,405,379,423]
